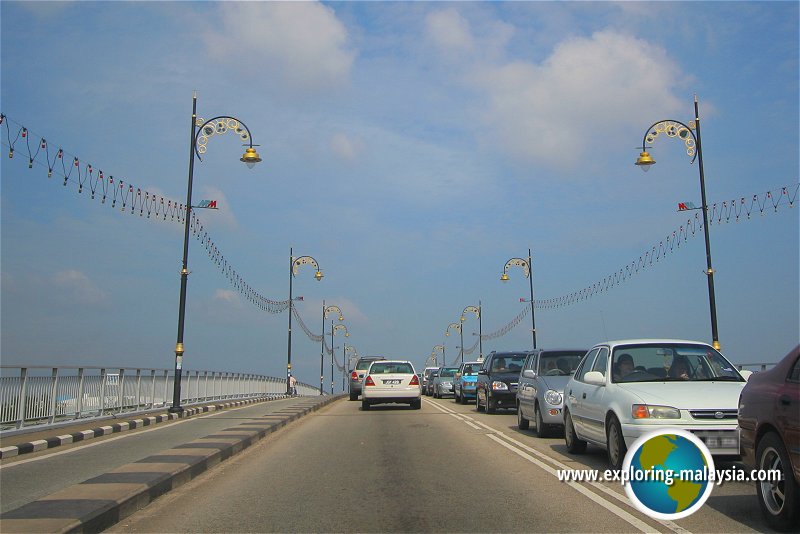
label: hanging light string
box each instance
[1,113,290,314]
[291,306,324,343]
[3,115,796,343]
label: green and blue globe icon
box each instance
[623,429,715,520]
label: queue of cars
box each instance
[347,342,798,531]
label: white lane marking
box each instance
[0,402,286,469]
[486,434,658,533]
[427,398,691,534]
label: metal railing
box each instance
[735,362,776,372]
[0,366,321,431]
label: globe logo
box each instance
[623,429,715,520]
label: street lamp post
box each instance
[461,304,481,360]
[501,249,537,349]
[331,323,348,394]
[287,250,323,394]
[635,96,720,350]
[345,346,356,391]
[321,303,344,395]
[170,92,261,414]
[432,345,444,366]
[445,322,462,363]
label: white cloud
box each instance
[471,30,686,170]
[330,133,363,163]
[205,2,354,90]
[425,9,475,54]
[52,270,107,304]
[213,289,240,304]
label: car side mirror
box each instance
[522,370,536,379]
[584,371,606,386]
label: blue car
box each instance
[453,361,482,404]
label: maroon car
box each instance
[738,345,800,532]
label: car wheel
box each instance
[411,398,421,410]
[475,391,483,412]
[349,391,357,401]
[564,410,587,454]
[756,431,800,531]
[486,394,495,414]
[534,403,548,438]
[606,415,627,470]
[517,403,530,430]
[361,400,370,411]
[454,390,460,403]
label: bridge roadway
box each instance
[1,395,767,533]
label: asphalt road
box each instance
[106,396,769,533]
[0,397,312,513]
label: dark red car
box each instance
[738,345,800,532]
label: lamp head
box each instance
[338,315,344,321]
[500,273,510,282]
[315,270,324,281]
[635,150,655,172]
[240,147,262,169]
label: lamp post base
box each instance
[168,405,184,414]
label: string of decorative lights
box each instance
[291,307,324,344]
[3,114,796,346]
[1,113,290,314]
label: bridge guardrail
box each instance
[0,366,321,431]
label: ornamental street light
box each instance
[321,302,344,395]
[331,323,349,394]
[445,322,462,364]
[501,249,537,349]
[432,345,444,366]
[170,92,261,414]
[287,249,323,394]
[345,346,357,391]
[461,304,482,361]
[635,96,720,350]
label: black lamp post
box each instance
[321,303,344,395]
[446,322,462,364]
[170,92,261,414]
[635,96,720,350]
[501,249,537,349]
[330,323,348,394]
[287,250,323,394]
[461,304,481,360]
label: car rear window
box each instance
[357,359,381,370]
[370,362,413,374]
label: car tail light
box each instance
[410,374,419,386]
[351,371,358,380]
[365,375,376,387]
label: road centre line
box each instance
[427,399,690,534]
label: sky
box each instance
[1,1,797,392]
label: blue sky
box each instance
[1,1,797,391]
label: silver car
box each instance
[517,349,587,437]
[349,357,385,400]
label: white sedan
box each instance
[361,360,422,410]
[563,339,750,469]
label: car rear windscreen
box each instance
[370,362,413,374]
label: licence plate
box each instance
[383,379,401,385]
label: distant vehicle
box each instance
[453,361,481,404]
[432,366,459,398]
[476,351,530,413]
[517,349,587,437]
[564,339,748,470]
[423,367,439,396]
[349,357,385,400]
[738,345,800,532]
[361,360,421,410]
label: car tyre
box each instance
[606,415,627,470]
[517,403,530,430]
[564,410,587,454]
[534,403,549,438]
[411,398,421,410]
[476,391,483,412]
[756,431,799,531]
[486,394,496,414]
[349,391,357,401]
[361,400,370,411]
[454,389,460,403]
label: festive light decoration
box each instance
[3,113,797,346]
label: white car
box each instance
[563,339,750,469]
[362,360,422,410]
